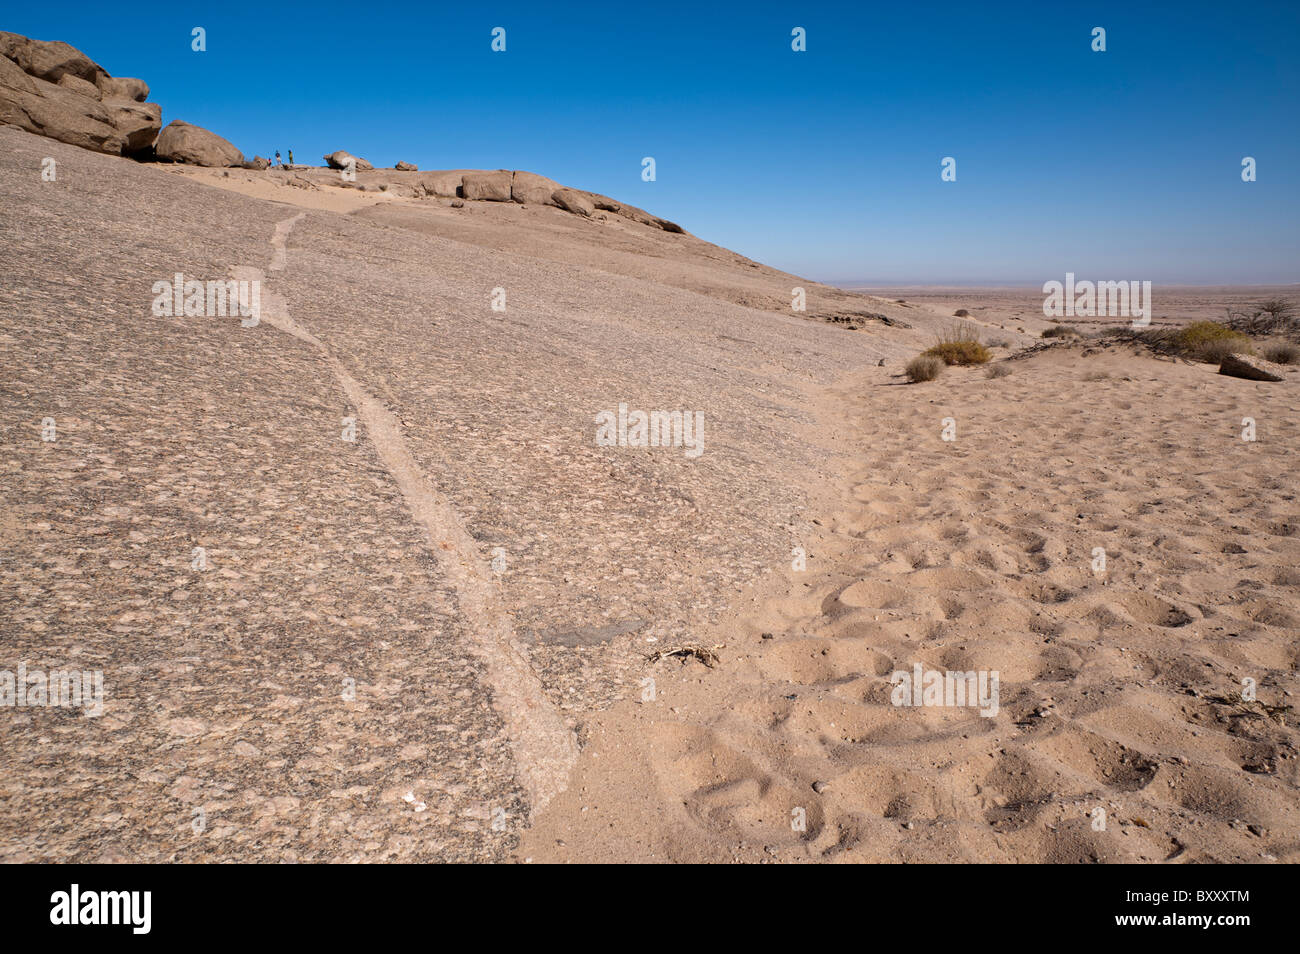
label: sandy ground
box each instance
[523,342,1300,862]
[3,130,1297,863]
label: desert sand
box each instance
[2,123,1296,864]
[522,342,1300,862]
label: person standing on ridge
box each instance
[287,149,294,167]
[274,150,281,167]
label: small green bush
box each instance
[1175,321,1252,361]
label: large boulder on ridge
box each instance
[103,99,162,155]
[417,170,466,197]
[155,119,243,166]
[0,56,125,154]
[511,171,560,204]
[0,31,106,84]
[550,187,594,217]
[324,150,373,171]
[0,33,163,156]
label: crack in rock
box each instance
[231,214,578,818]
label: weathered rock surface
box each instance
[155,119,243,167]
[0,53,37,95]
[461,170,514,201]
[394,160,417,171]
[101,98,161,155]
[1220,354,1283,381]
[511,171,561,204]
[417,171,466,197]
[551,187,594,217]
[96,75,148,103]
[56,73,99,100]
[586,193,622,213]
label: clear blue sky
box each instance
[9,0,1299,283]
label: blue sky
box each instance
[9,0,1299,283]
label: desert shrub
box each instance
[1263,341,1300,365]
[1042,325,1079,338]
[985,363,1012,378]
[953,308,970,317]
[986,337,1011,348]
[923,322,991,365]
[1175,321,1252,361]
[906,355,944,382]
[1222,299,1298,336]
[1259,298,1296,322]
[1194,339,1244,363]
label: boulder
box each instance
[417,171,464,197]
[57,73,99,100]
[155,119,242,166]
[615,202,659,227]
[394,160,417,171]
[101,98,161,155]
[249,155,271,170]
[551,188,594,217]
[96,75,148,103]
[586,192,622,213]
[511,170,560,204]
[1,39,159,157]
[0,59,124,154]
[461,170,513,201]
[0,31,106,84]
[1219,355,1283,382]
[323,150,373,171]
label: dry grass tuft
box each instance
[923,322,991,365]
[1263,341,1299,365]
[985,363,1012,378]
[906,354,945,382]
[1042,325,1080,338]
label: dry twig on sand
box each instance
[646,646,723,668]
